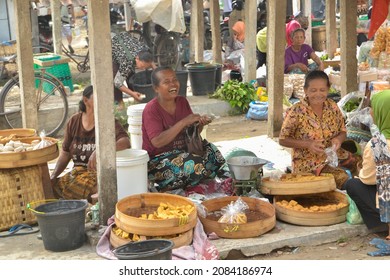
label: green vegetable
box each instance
[343,97,362,112]
[210,80,257,113]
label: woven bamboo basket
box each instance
[199,196,276,239]
[0,128,37,141]
[115,193,197,236]
[260,173,336,195]
[109,226,193,249]
[0,165,45,231]
[274,191,349,226]
[0,137,59,168]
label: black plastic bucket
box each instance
[176,70,188,97]
[185,62,217,96]
[113,239,174,260]
[130,70,156,103]
[33,200,88,252]
[215,63,222,89]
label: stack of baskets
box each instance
[112,193,197,249]
[0,128,59,231]
[260,173,349,226]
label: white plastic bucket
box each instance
[127,104,147,150]
[116,149,149,200]
[128,125,143,149]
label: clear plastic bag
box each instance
[217,197,248,224]
[325,146,338,168]
[33,130,53,150]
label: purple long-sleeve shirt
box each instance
[284,44,314,73]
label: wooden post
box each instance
[190,0,204,62]
[340,0,358,97]
[123,1,132,31]
[14,0,37,130]
[88,0,117,225]
[326,0,337,59]
[243,0,257,82]
[304,0,312,46]
[50,0,62,55]
[267,0,286,137]
[210,0,222,64]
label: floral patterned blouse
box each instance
[279,97,346,173]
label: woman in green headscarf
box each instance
[345,90,390,240]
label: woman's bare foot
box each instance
[386,223,390,240]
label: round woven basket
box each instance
[115,193,197,236]
[260,173,336,195]
[199,196,276,239]
[0,128,36,144]
[0,136,59,168]
[109,226,193,249]
[274,191,349,226]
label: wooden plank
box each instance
[210,0,222,64]
[50,0,63,55]
[340,0,358,97]
[14,0,37,131]
[326,0,338,59]
[244,0,257,82]
[267,0,286,137]
[40,163,55,199]
[88,0,117,225]
[190,0,204,63]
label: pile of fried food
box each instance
[279,173,330,182]
[0,139,41,153]
[276,199,347,212]
[370,26,389,58]
[112,225,181,241]
[0,134,17,145]
[218,212,247,224]
[138,202,194,220]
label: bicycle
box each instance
[0,68,68,137]
[128,22,181,70]
[61,43,90,73]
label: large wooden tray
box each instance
[274,191,349,226]
[199,196,276,239]
[0,128,36,144]
[260,173,336,195]
[115,193,197,236]
[0,137,59,168]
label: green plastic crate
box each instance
[34,53,74,93]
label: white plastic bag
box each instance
[33,130,53,150]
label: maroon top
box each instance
[142,96,193,157]
[62,112,129,167]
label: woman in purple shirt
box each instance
[285,28,324,74]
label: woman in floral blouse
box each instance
[279,70,349,189]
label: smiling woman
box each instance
[278,70,349,189]
[141,66,226,192]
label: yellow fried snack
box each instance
[218,213,247,224]
[276,200,348,212]
[139,202,195,220]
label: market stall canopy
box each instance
[131,0,185,33]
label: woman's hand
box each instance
[199,115,212,126]
[182,114,201,127]
[331,137,343,151]
[296,63,309,73]
[308,139,325,154]
[88,150,97,170]
[50,176,58,188]
[131,91,143,102]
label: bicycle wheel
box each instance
[154,33,180,69]
[0,71,68,137]
[62,44,88,59]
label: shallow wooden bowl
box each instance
[0,128,37,144]
[115,193,197,236]
[109,226,193,249]
[0,136,59,168]
[274,191,349,226]
[199,196,276,239]
[260,173,336,195]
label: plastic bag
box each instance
[218,197,248,224]
[337,91,364,119]
[346,194,364,225]
[246,101,268,120]
[325,146,338,168]
[33,130,53,150]
[185,123,204,156]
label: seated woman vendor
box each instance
[142,66,226,192]
[50,85,130,202]
[345,90,390,239]
[278,70,349,189]
[284,28,324,74]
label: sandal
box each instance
[0,224,39,238]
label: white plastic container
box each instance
[127,104,147,149]
[116,149,149,200]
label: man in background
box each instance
[61,0,75,53]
